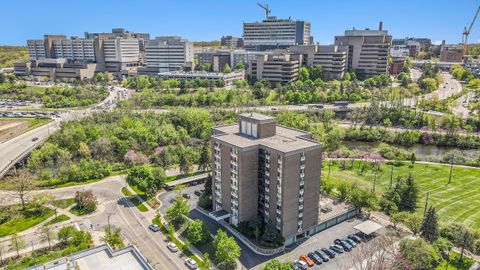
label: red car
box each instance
[299,255,314,267]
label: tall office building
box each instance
[243,16,311,51]
[289,45,349,80]
[52,37,96,62]
[99,37,140,73]
[211,113,322,244]
[220,36,243,48]
[249,51,300,82]
[139,36,194,75]
[27,40,46,60]
[334,22,392,77]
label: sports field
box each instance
[325,160,480,228]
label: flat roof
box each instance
[354,220,383,235]
[25,245,152,270]
[239,112,276,121]
[165,172,209,187]
[213,124,321,153]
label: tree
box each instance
[404,212,423,235]
[399,238,440,270]
[6,171,35,210]
[261,259,294,270]
[222,64,232,73]
[102,226,124,250]
[390,212,408,229]
[198,143,211,171]
[235,62,244,70]
[421,206,439,242]
[398,173,418,212]
[203,252,212,268]
[309,65,323,81]
[40,225,55,250]
[9,234,26,257]
[187,220,211,246]
[213,230,240,270]
[348,187,377,213]
[410,152,416,165]
[30,193,54,213]
[166,198,190,226]
[298,67,310,81]
[126,165,161,197]
[74,190,97,213]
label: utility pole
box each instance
[389,165,394,188]
[423,191,430,217]
[447,154,454,185]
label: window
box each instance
[241,121,247,134]
[252,123,258,137]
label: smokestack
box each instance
[379,21,383,31]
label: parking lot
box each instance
[253,218,384,270]
[157,183,204,215]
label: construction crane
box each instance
[257,3,271,19]
[462,5,480,54]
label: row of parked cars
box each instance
[148,224,200,269]
[294,233,364,269]
[0,110,58,118]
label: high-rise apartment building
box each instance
[27,40,46,60]
[138,36,194,75]
[249,51,300,82]
[211,113,322,244]
[334,22,392,77]
[243,16,311,51]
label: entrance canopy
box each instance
[209,210,230,221]
[354,220,383,235]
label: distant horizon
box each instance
[2,0,479,46]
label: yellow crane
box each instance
[462,5,480,55]
[257,3,271,19]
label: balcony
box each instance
[299,197,304,203]
[300,156,305,161]
[300,164,305,170]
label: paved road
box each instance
[424,72,462,101]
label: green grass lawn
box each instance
[45,214,70,225]
[0,205,54,237]
[325,160,480,228]
[129,197,149,212]
[69,205,96,216]
[121,187,133,197]
[53,198,75,209]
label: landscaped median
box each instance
[121,186,149,212]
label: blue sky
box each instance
[2,0,480,45]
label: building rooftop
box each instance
[212,123,320,153]
[239,112,276,121]
[25,245,153,270]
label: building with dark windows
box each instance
[210,113,322,245]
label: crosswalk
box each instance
[102,197,126,205]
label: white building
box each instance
[101,37,140,73]
[243,16,311,51]
[52,38,96,62]
[142,36,194,74]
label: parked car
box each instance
[330,245,344,254]
[334,239,352,251]
[148,224,160,232]
[32,137,39,142]
[348,234,362,243]
[294,260,308,270]
[182,194,191,199]
[299,255,314,267]
[194,190,202,196]
[321,248,336,258]
[167,242,179,252]
[307,252,322,265]
[344,238,357,247]
[314,250,330,262]
[185,258,198,269]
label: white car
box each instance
[294,259,308,270]
[185,258,198,269]
[167,242,178,252]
